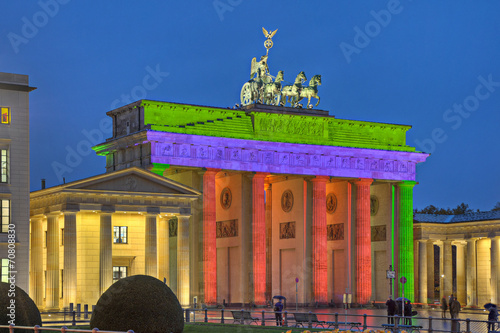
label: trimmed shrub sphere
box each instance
[90,275,184,333]
[0,282,42,333]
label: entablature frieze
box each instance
[143,132,426,182]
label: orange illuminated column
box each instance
[355,178,373,304]
[203,168,219,304]
[312,176,328,303]
[253,173,268,304]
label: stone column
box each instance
[354,178,373,304]
[456,242,466,304]
[312,176,328,304]
[426,240,435,302]
[177,215,191,306]
[46,213,60,310]
[491,236,499,304]
[264,182,272,301]
[418,240,427,304]
[252,173,267,305]
[158,216,170,284]
[466,238,477,306]
[63,212,77,308]
[397,181,416,302]
[443,240,453,299]
[30,217,43,307]
[99,213,113,295]
[145,213,158,277]
[203,168,219,305]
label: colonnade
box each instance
[30,209,192,310]
[202,168,416,305]
[417,236,500,306]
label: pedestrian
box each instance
[450,297,461,319]
[488,307,498,332]
[274,298,283,326]
[385,295,396,324]
[441,296,448,318]
[404,300,412,325]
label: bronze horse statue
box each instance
[281,71,307,107]
[297,75,321,108]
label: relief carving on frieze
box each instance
[280,221,295,239]
[327,223,344,241]
[160,143,173,156]
[216,219,238,238]
[371,225,386,242]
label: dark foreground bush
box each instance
[90,275,184,333]
[0,282,41,333]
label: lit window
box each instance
[113,226,127,244]
[1,259,9,283]
[0,149,8,183]
[1,107,10,124]
[1,200,10,233]
[113,266,127,283]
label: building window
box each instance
[1,199,10,233]
[113,266,127,283]
[113,226,127,244]
[1,107,10,124]
[44,231,47,248]
[61,228,64,245]
[1,149,8,183]
[1,259,9,283]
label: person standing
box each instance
[386,296,396,324]
[274,299,284,326]
[404,300,412,325]
[450,297,461,319]
[441,297,448,318]
[488,307,498,332]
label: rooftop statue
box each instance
[239,28,321,109]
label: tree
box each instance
[493,202,500,211]
[414,203,472,215]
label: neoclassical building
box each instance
[29,167,200,309]
[90,100,429,306]
[0,72,35,291]
[414,210,500,307]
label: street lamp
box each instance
[441,275,445,299]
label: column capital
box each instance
[353,178,373,186]
[311,175,329,183]
[202,167,221,175]
[397,180,417,188]
[100,205,115,214]
[146,207,160,215]
[253,172,269,179]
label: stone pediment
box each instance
[63,167,200,196]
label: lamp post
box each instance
[441,274,445,300]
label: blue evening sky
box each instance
[1,1,499,211]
